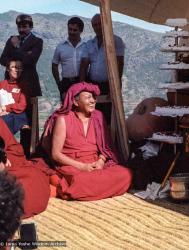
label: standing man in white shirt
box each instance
[80,13,125,94]
[52,17,86,100]
[80,13,125,124]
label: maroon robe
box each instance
[53,111,132,200]
[0,119,52,218]
[42,82,132,201]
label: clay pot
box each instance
[126,97,173,141]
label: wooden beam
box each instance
[99,0,129,162]
[30,97,39,154]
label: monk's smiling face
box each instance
[74,91,96,115]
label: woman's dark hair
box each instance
[68,17,84,32]
[0,136,24,245]
[6,57,23,69]
[5,57,23,80]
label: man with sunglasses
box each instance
[0,14,43,97]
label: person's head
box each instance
[58,82,100,115]
[67,17,84,41]
[73,91,97,116]
[5,58,23,82]
[16,14,33,38]
[91,14,102,38]
[0,172,24,248]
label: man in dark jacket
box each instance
[0,14,43,97]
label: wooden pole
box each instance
[99,0,129,162]
[161,151,180,188]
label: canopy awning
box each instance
[80,0,189,25]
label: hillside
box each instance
[0,11,172,127]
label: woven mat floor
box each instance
[25,193,189,250]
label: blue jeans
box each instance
[1,112,29,134]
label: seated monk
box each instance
[41,82,132,201]
[0,119,53,218]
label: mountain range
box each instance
[0,11,173,125]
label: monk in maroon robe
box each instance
[41,82,132,201]
[0,118,52,218]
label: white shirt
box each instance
[82,35,125,82]
[52,39,86,78]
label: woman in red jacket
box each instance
[0,58,29,134]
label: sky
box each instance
[0,0,171,33]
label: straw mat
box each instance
[25,193,189,250]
